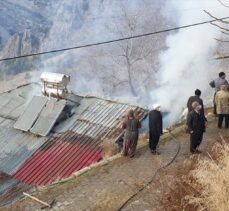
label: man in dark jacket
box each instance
[149,104,163,154]
[187,101,207,153]
[187,89,205,116]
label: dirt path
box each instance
[1,117,228,211]
[121,118,229,211]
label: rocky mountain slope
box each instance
[0,0,166,98]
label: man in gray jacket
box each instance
[209,72,229,115]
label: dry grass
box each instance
[138,133,148,145]
[102,138,119,158]
[162,157,201,211]
[188,137,229,211]
[163,136,229,211]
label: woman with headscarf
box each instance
[149,104,163,154]
[120,109,141,158]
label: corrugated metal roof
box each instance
[13,100,145,186]
[0,172,30,207]
[0,172,18,195]
[13,141,102,185]
[0,83,42,120]
[0,183,30,207]
[0,83,147,189]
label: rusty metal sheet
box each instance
[0,171,30,207]
[30,99,66,136]
[14,96,48,132]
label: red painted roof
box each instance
[13,136,102,186]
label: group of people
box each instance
[210,72,229,128]
[120,104,163,157]
[120,72,229,157]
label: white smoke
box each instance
[151,0,229,125]
[36,0,163,98]
[4,0,229,124]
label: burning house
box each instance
[0,72,147,206]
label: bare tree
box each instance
[74,1,167,97]
[95,3,166,97]
[217,0,229,8]
[204,1,229,59]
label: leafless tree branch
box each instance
[215,55,229,60]
[204,10,229,24]
[108,52,125,66]
[113,80,128,88]
[221,30,229,36]
[211,22,229,32]
[217,0,229,8]
[215,38,229,42]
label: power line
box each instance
[1,16,229,62]
[215,55,229,60]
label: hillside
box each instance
[1,115,228,211]
[0,1,229,210]
[0,0,167,97]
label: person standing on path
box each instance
[187,101,207,153]
[187,89,205,116]
[209,72,229,115]
[215,85,229,128]
[149,104,163,155]
[120,109,141,158]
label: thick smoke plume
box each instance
[151,0,229,125]
[36,0,164,99]
[1,0,229,126]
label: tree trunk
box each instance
[127,60,137,96]
[129,78,137,96]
